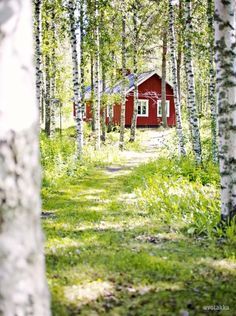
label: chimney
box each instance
[117,68,131,77]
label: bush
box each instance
[40,127,126,188]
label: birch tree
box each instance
[101,66,106,142]
[50,5,56,138]
[177,0,183,101]
[214,0,236,223]
[68,0,83,156]
[208,0,218,163]
[184,0,202,164]
[44,51,51,136]
[43,0,53,137]
[94,0,101,150]
[107,51,115,133]
[130,2,139,142]
[0,0,50,314]
[119,9,127,149]
[34,0,44,123]
[169,0,186,156]
[90,53,96,131]
[80,0,86,130]
[161,29,168,128]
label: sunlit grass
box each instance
[42,157,236,315]
[41,123,236,315]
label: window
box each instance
[157,100,170,117]
[137,99,149,117]
[106,106,114,118]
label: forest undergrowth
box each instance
[41,123,236,316]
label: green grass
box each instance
[42,155,236,315]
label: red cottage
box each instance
[84,70,176,127]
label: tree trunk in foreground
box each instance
[161,30,168,128]
[169,0,186,156]
[0,0,51,314]
[214,0,236,223]
[208,0,218,163]
[68,0,83,156]
[119,12,127,150]
[130,5,138,142]
[184,0,202,164]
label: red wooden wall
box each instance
[84,73,176,127]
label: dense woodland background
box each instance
[0,0,235,315]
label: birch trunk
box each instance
[130,6,138,142]
[184,0,202,164]
[68,0,83,156]
[50,6,56,138]
[119,13,127,149]
[161,30,168,128]
[177,0,182,100]
[101,66,106,142]
[80,0,85,127]
[90,54,96,132]
[34,0,43,122]
[208,0,218,163]
[94,0,101,150]
[214,0,236,223]
[45,53,51,137]
[107,51,115,133]
[169,0,186,156]
[0,0,50,314]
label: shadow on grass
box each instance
[42,168,235,316]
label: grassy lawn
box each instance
[42,157,236,315]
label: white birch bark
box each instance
[184,0,202,164]
[34,0,43,122]
[80,0,85,124]
[169,0,186,156]
[68,0,83,156]
[101,66,106,142]
[130,5,138,142]
[208,0,218,163]
[107,51,115,133]
[161,29,168,128]
[119,12,127,150]
[94,0,101,150]
[90,53,96,132]
[0,0,51,314]
[214,0,236,222]
[50,6,56,138]
[45,53,51,136]
[177,0,182,101]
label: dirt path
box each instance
[105,129,172,175]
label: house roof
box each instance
[84,70,173,100]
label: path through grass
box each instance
[42,132,236,316]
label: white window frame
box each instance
[157,100,170,118]
[137,99,149,117]
[106,105,114,118]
